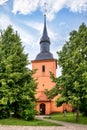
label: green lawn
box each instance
[47,112,87,125]
[0,118,60,126]
[1,113,87,126]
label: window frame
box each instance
[42,65,45,72]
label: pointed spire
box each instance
[43,14,48,37]
[40,14,50,44]
[35,8,54,61]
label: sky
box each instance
[0,0,87,76]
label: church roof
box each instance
[35,52,53,60]
[40,14,50,44]
[35,14,54,61]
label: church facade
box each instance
[32,14,72,115]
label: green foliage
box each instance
[15,101,37,120]
[0,105,10,119]
[80,99,87,116]
[45,72,62,99]
[57,23,87,109]
[23,109,36,121]
[0,26,37,120]
[46,23,87,122]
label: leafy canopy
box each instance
[0,26,37,120]
[45,23,87,121]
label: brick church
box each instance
[32,14,72,115]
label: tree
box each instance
[45,23,87,122]
[80,99,87,116]
[0,26,37,120]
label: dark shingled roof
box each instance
[40,14,50,44]
[35,52,53,60]
[35,15,54,61]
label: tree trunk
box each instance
[13,102,18,118]
[76,107,79,122]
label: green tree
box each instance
[0,26,37,120]
[80,99,87,116]
[46,23,87,122]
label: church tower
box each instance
[32,14,71,114]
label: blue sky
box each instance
[0,0,87,76]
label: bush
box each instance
[15,101,37,121]
[0,108,10,119]
[23,109,36,121]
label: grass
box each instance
[46,112,87,125]
[1,113,87,126]
[0,118,60,126]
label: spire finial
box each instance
[43,2,47,16]
[40,2,50,44]
[35,2,54,60]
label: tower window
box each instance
[42,65,45,72]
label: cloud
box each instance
[25,21,43,34]
[0,0,8,5]
[0,13,38,65]
[12,0,87,21]
[0,13,38,56]
[67,0,87,13]
[0,13,12,29]
[40,0,87,20]
[12,0,39,14]
[40,0,67,20]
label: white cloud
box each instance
[15,27,34,46]
[12,0,39,14]
[12,0,87,21]
[67,0,87,13]
[0,13,12,29]
[40,0,67,20]
[0,0,8,5]
[0,14,38,64]
[40,0,87,20]
[0,13,38,56]
[25,21,43,34]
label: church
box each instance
[32,14,72,115]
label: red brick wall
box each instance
[32,59,72,114]
[32,59,57,92]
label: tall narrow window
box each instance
[42,65,45,72]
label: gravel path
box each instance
[0,116,87,130]
[0,125,87,130]
[0,125,73,130]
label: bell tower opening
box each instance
[42,65,45,72]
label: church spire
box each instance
[40,14,50,44]
[35,3,54,60]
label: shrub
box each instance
[0,107,10,119]
[23,109,36,121]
